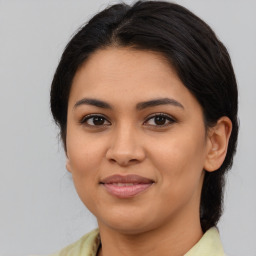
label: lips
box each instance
[100,174,154,198]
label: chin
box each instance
[96,208,159,235]
[102,221,154,235]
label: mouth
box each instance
[100,174,155,198]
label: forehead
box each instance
[69,47,199,111]
[74,47,174,84]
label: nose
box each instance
[106,124,146,166]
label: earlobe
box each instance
[66,158,72,173]
[204,116,232,172]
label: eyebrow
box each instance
[73,97,184,110]
[136,98,184,110]
[74,98,112,110]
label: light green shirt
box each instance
[49,227,226,256]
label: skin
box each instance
[66,47,232,256]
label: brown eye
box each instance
[154,116,167,125]
[144,113,175,127]
[92,116,105,125]
[81,115,111,127]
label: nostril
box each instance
[108,157,138,166]
[106,144,146,165]
[109,158,116,163]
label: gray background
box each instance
[0,0,255,255]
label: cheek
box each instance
[67,130,106,171]
[66,131,107,197]
[149,126,206,193]
[66,137,105,213]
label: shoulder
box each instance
[49,229,100,256]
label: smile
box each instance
[100,174,154,198]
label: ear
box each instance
[204,116,232,172]
[66,157,72,173]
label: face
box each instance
[66,47,211,234]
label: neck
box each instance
[97,211,203,256]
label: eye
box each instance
[80,114,111,127]
[144,113,176,127]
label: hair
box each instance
[50,0,239,232]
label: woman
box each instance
[50,1,238,255]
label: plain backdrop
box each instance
[0,0,255,255]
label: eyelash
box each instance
[144,113,176,127]
[80,114,111,127]
[80,113,176,128]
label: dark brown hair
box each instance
[50,0,239,232]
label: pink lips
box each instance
[100,174,154,198]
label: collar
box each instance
[55,227,225,256]
[184,227,225,256]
